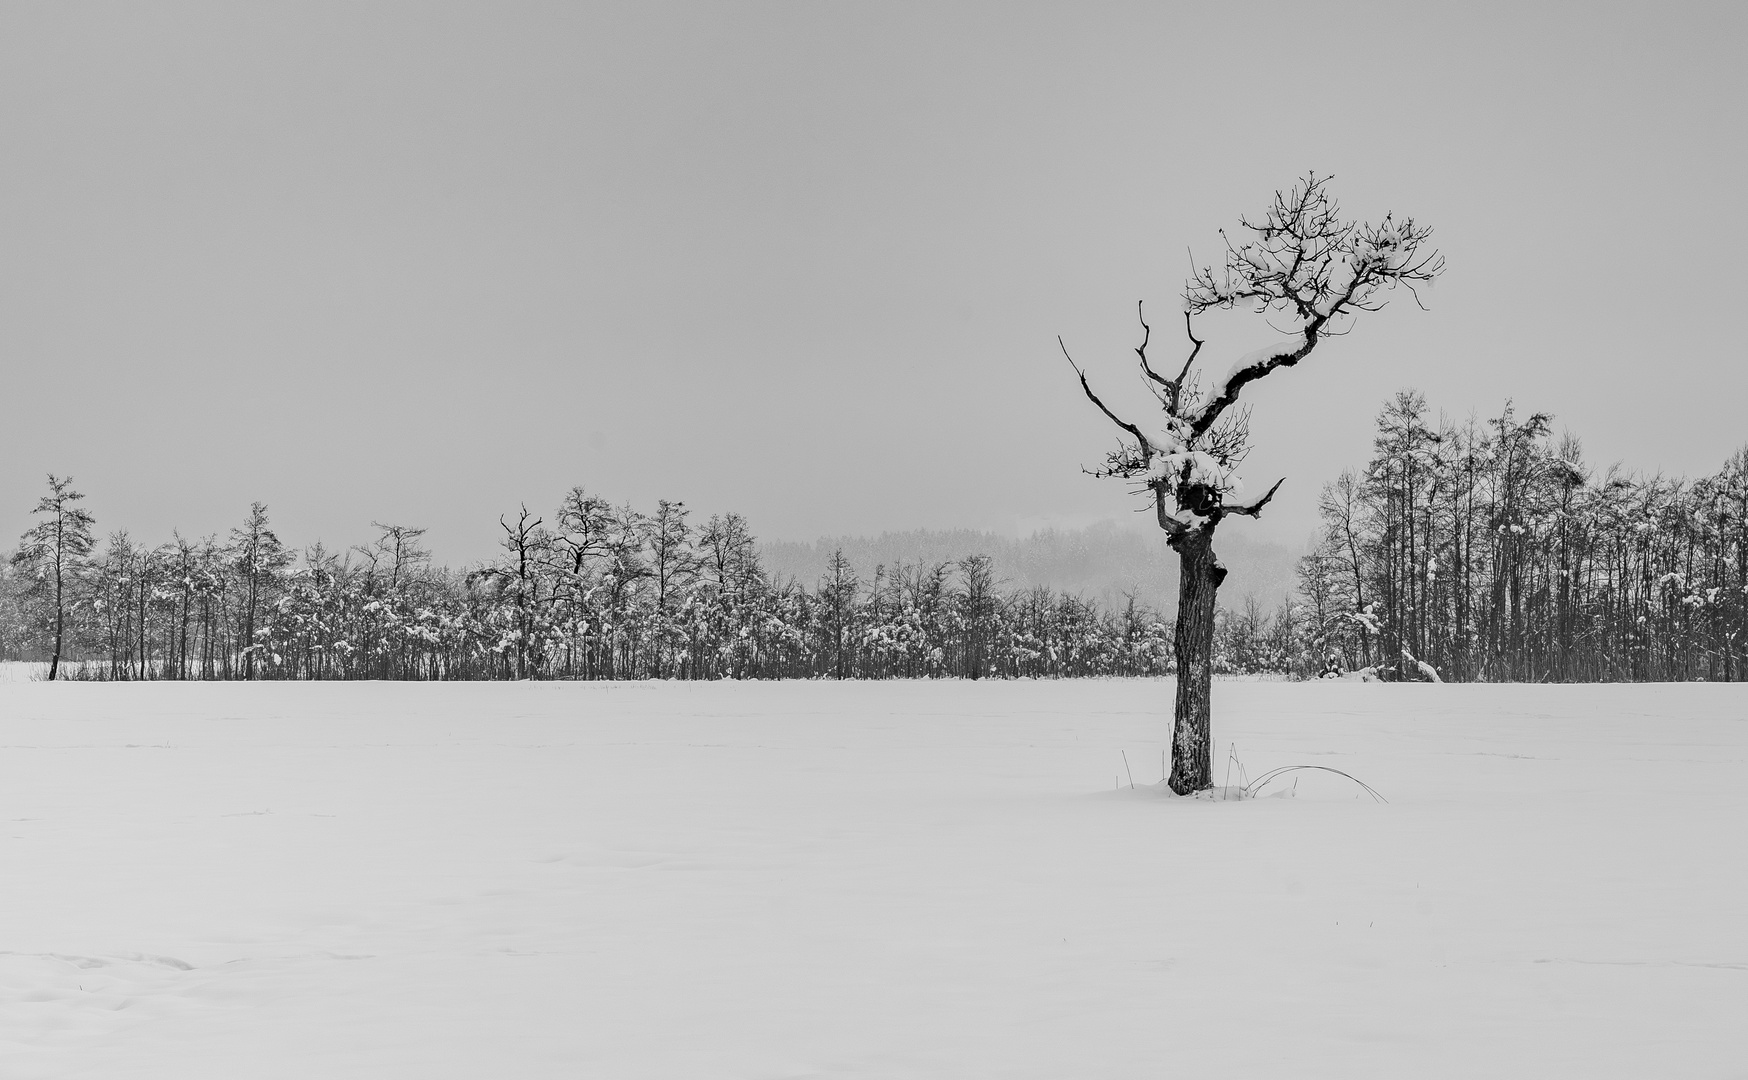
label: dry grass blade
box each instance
[1243,765,1387,803]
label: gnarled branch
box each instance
[1150,479,1190,538]
[1221,477,1285,519]
[1189,326,1321,439]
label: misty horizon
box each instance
[2,4,1743,569]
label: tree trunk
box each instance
[179,595,190,681]
[243,574,257,682]
[49,549,63,682]
[1168,527,1226,794]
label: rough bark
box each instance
[1168,526,1226,794]
[49,538,64,682]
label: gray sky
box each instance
[1,2,1743,565]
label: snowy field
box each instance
[2,679,1743,1078]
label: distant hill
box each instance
[758,519,1303,617]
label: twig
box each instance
[1060,337,1153,459]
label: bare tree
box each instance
[597,503,652,679]
[168,532,199,680]
[1062,174,1442,793]
[361,522,431,596]
[956,554,998,678]
[646,500,701,677]
[699,513,763,678]
[474,505,552,679]
[817,548,859,679]
[230,502,290,681]
[15,475,97,680]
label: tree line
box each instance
[2,480,1196,681]
[1299,390,1748,682]
[24,381,1721,689]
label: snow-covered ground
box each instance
[0,662,60,683]
[2,679,1742,1078]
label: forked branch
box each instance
[1134,303,1171,393]
[1169,311,1204,413]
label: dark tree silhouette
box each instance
[1062,174,1442,793]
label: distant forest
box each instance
[0,487,1214,682]
[4,389,1741,683]
[1301,391,1748,682]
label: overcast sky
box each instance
[1,2,1743,565]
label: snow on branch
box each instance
[1185,333,1312,438]
[1065,173,1442,543]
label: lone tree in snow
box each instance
[1062,174,1442,794]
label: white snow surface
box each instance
[3,678,1744,1078]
